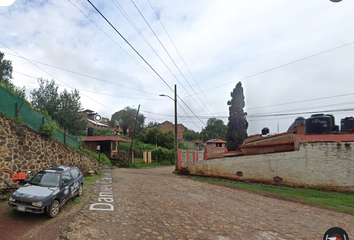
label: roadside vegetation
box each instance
[192,176,354,215]
[77,149,113,167]
[83,169,103,185]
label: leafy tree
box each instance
[183,127,200,141]
[111,106,145,136]
[226,82,248,150]
[201,118,227,141]
[30,78,87,136]
[143,127,175,149]
[0,51,13,83]
[31,78,59,117]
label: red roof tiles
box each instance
[296,134,354,143]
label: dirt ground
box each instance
[1,166,354,240]
[0,182,94,240]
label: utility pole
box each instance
[159,84,178,171]
[129,105,140,164]
[174,84,178,171]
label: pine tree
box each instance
[226,82,248,150]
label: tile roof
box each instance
[296,134,354,143]
[81,136,131,142]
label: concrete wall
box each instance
[180,149,205,162]
[0,115,100,189]
[180,142,354,191]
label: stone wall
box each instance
[180,142,354,191]
[0,115,100,189]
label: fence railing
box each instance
[0,86,80,149]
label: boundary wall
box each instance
[179,142,354,191]
[0,115,100,190]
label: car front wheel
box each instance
[47,200,60,218]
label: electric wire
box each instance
[129,0,214,116]
[67,0,169,91]
[111,0,211,117]
[87,0,205,125]
[5,51,160,96]
[14,70,164,101]
[184,40,354,97]
[0,41,114,111]
[147,0,217,115]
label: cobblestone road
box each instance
[58,166,354,240]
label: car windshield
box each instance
[29,172,60,188]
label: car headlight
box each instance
[8,196,15,202]
[32,201,43,207]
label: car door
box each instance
[60,171,74,203]
[69,168,81,196]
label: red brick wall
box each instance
[158,121,185,140]
[206,142,226,159]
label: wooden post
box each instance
[148,151,152,164]
[143,151,147,163]
[132,151,134,163]
[64,131,67,144]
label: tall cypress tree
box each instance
[226,82,248,150]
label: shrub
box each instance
[78,149,113,167]
[41,121,57,136]
[151,147,174,163]
[13,116,24,124]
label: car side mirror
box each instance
[22,179,30,184]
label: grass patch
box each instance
[84,170,103,185]
[192,176,354,215]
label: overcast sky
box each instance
[1,0,354,135]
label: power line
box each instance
[87,0,205,125]
[140,108,354,119]
[0,41,114,111]
[111,0,211,117]
[5,51,160,96]
[185,40,354,97]
[246,92,354,111]
[147,0,217,115]
[14,70,165,101]
[67,0,169,91]
[130,0,214,116]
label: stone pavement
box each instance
[57,166,354,240]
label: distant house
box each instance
[81,109,110,130]
[240,124,354,155]
[180,140,205,151]
[81,136,131,159]
[205,139,227,159]
[87,119,109,130]
[158,121,185,140]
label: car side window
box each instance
[62,171,72,185]
[70,169,80,179]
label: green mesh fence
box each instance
[0,86,80,149]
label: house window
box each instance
[112,141,116,151]
[215,143,223,147]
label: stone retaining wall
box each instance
[180,142,354,192]
[0,115,100,189]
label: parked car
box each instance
[8,166,83,218]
